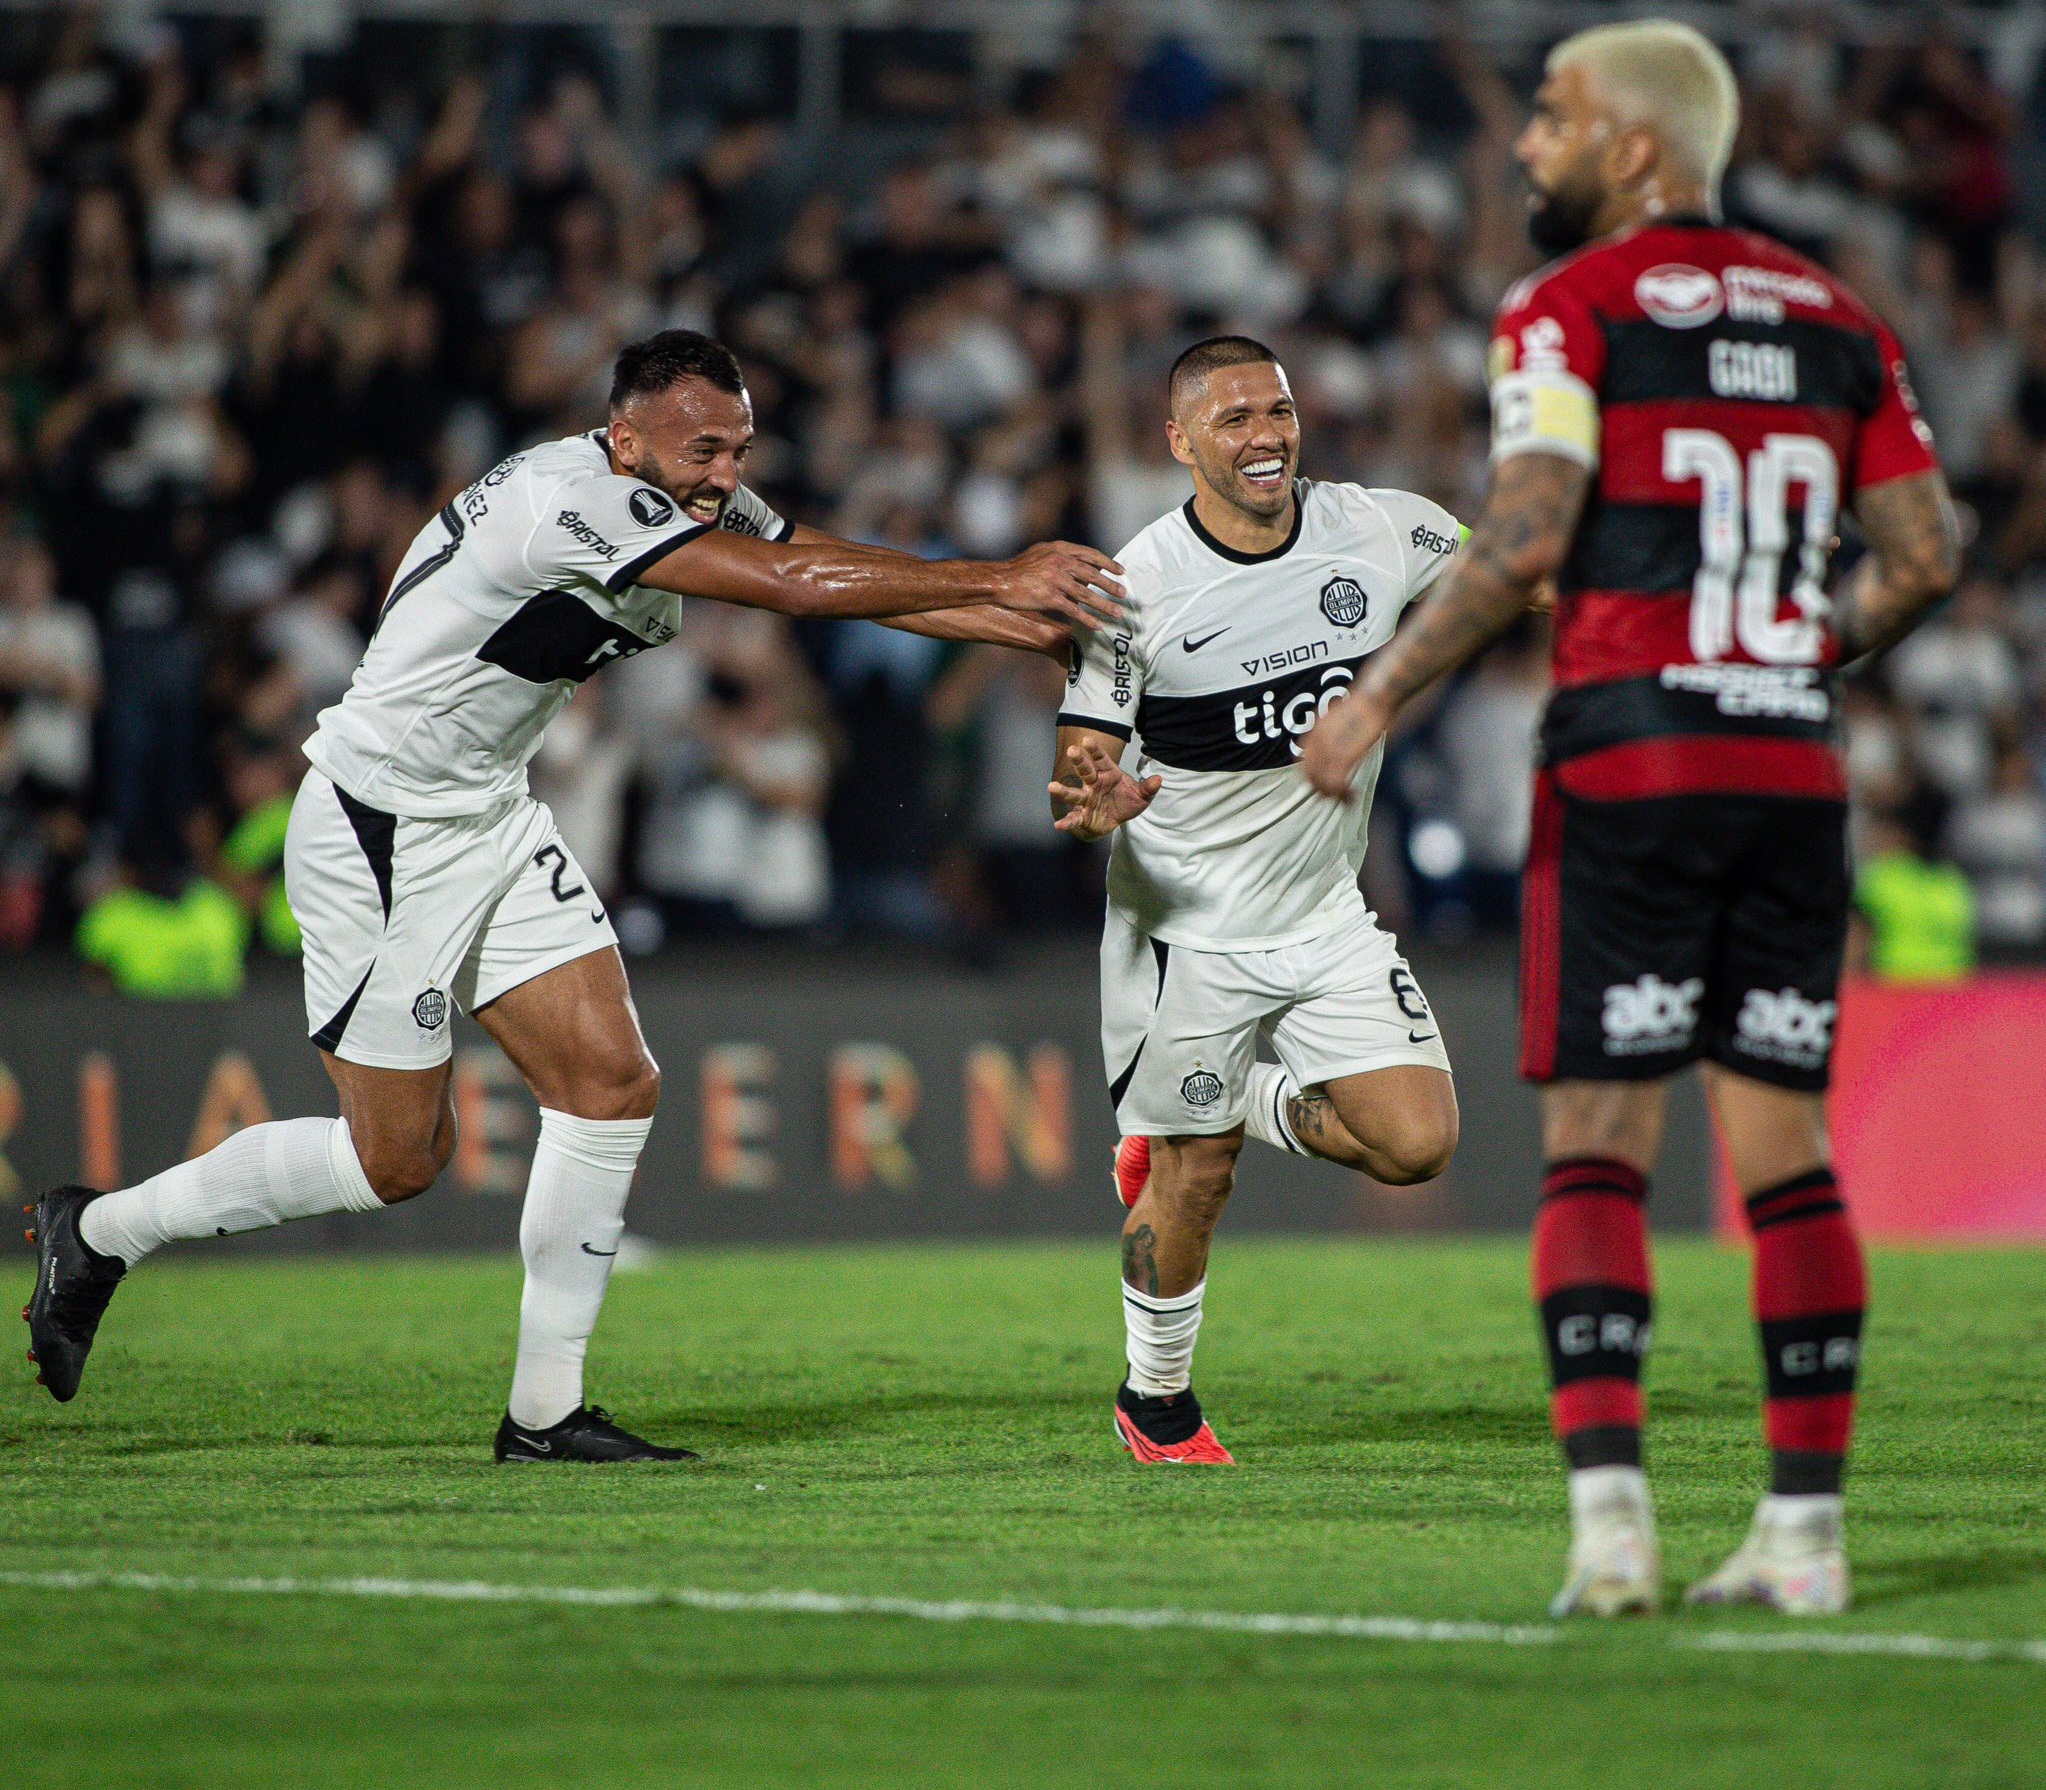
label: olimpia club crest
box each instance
[1180,1070,1223,1108]
[1320,575,1366,628]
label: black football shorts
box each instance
[1519,776,1850,1092]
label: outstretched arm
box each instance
[779,522,1071,655]
[1300,452,1588,798]
[1050,726,1159,840]
[638,526,1123,631]
[1832,469,1962,665]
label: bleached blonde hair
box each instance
[1548,19,1741,189]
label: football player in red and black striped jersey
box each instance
[1302,20,1959,1618]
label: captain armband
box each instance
[1489,369,1601,469]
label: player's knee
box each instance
[1373,1103,1458,1185]
[1151,1134,1239,1224]
[358,1131,450,1205]
[577,1048,661,1122]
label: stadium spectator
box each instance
[0,538,99,804]
[75,849,248,999]
[1851,810,1979,982]
[928,643,1096,933]
[633,607,834,934]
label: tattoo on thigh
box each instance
[1122,1222,1159,1296]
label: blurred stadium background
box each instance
[1,0,2044,1245]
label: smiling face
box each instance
[1167,359,1301,523]
[606,376,756,527]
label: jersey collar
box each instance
[1181,484,1304,565]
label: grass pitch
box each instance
[2,1236,2042,1788]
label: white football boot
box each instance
[1684,1494,1850,1616]
[1550,1465,1662,1618]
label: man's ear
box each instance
[1165,418,1194,469]
[1608,123,1661,192]
[607,414,637,471]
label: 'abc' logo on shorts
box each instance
[628,487,676,527]
[1600,974,1702,1055]
[412,988,449,1031]
[1735,986,1837,1066]
[1319,575,1367,629]
[1180,1070,1223,1108]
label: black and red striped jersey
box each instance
[1488,219,1940,801]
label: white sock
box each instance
[1242,1063,1307,1155]
[1123,1279,1205,1396]
[1569,1463,1654,1529]
[78,1118,383,1268]
[1759,1492,1844,1544]
[506,1108,652,1430]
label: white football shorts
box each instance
[285,769,618,1070]
[1100,905,1453,1136]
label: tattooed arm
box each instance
[1832,469,1962,666]
[1300,452,1589,799]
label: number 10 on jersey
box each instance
[1664,428,1840,666]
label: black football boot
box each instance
[23,1187,127,1402]
[494,1404,700,1463]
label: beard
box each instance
[1526,174,1604,254]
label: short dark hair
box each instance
[609,329,745,410]
[1168,335,1280,412]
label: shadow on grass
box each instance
[1852,1546,2046,1611]
[672,1385,1105,1445]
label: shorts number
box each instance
[1661,428,1838,666]
[1389,966,1430,1023]
[534,842,586,904]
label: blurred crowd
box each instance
[0,9,2043,989]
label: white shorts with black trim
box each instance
[1100,905,1453,1137]
[284,769,618,1070]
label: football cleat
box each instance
[1114,1382,1235,1464]
[23,1187,126,1403]
[1113,1135,1151,1209]
[493,1404,700,1463]
[1551,1467,1661,1618]
[1685,1496,1850,1616]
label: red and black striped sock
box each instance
[1746,1167,1866,1496]
[1532,1157,1652,1470]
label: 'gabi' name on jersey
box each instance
[1060,481,1459,952]
[1487,221,1940,804]
[304,432,790,820]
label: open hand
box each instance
[997,541,1125,632]
[1050,740,1160,840]
[1299,689,1393,802]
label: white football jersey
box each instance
[1059,480,1462,951]
[305,431,789,818]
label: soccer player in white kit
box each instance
[1051,337,1462,1464]
[25,330,1122,1460]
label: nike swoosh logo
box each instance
[1183,628,1230,652]
[580,1243,619,1257]
[1408,1030,1437,1044]
[590,910,606,923]
[521,1436,554,1454]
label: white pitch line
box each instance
[0,1571,1554,1647]
[0,1570,2040,1666]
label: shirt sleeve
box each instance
[720,485,796,543]
[1853,322,1941,492]
[1367,488,1467,604]
[1056,550,1147,739]
[522,470,710,595]
[1488,268,1606,470]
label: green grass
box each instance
[2,1237,2043,1788]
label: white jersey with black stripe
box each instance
[304,430,789,819]
[1058,479,1462,951]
